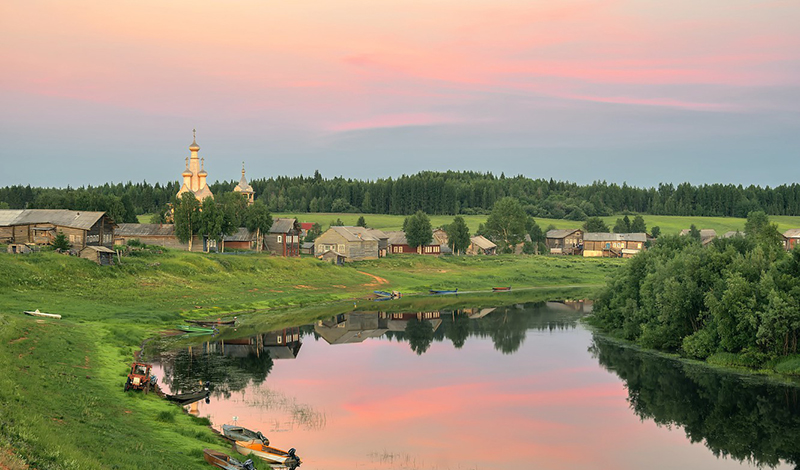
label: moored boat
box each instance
[166,388,210,406]
[203,448,256,470]
[492,286,512,291]
[233,441,301,468]
[188,318,236,326]
[429,289,458,295]
[24,309,61,319]
[222,424,269,445]
[176,325,216,334]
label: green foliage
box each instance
[583,217,609,233]
[173,193,201,244]
[689,224,701,241]
[404,211,433,249]
[485,197,528,253]
[330,218,344,226]
[650,226,661,238]
[244,200,273,251]
[445,216,470,255]
[0,201,9,209]
[304,222,322,243]
[593,212,800,367]
[52,232,70,251]
[613,215,631,233]
[356,216,367,227]
[630,215,646,232]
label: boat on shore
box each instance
[232,441,301,468]
[166,388,210,406]
[492,286,512,291]
[203,448,256,470]
[188,318,236,327]
[176,325,217,334]
[429,289,458,295]
[374,290,402,300]
[222,424,269,445]
[24,309,61,319]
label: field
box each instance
[0,249,616,469]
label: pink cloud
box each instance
[327,113,464,132]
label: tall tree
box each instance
[356,216,367,228]
[404,210,433,249]
[199,197,224,252]
[244,200,273,252]
[630,215,647,233]
[304,222,322,243]
[613,216,632,233]
[173,193,201,251]
[651,226,661,238]
[485,197,528,253]
[446,216,471,255]
[583,217,610,233]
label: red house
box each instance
[385,231,441,255]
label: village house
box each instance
[114,223,196,250]
[223,227,257,250]
[0,209,116,249]
[432,228,449,246]
[299,222,315,239]
[466,235,497,255]
[680,228,717,246]
[314,226,380,261]
[783,229,800,251]
[264,218,302,257]
[385,231,441,255]
[79,245,116,265]
[583,233,647,258]
[546,229,584,255]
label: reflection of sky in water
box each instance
[153,304,793,470]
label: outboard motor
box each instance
[242,459,256,470]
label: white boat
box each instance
[24,309,61,319]
[233,441,301,467]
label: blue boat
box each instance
[374,290,402,300]
[374,290,393,297]
[429,289,458,295]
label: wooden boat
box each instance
[222,424,269,445]
[429,289,458,295]
[176,325,216,334]
[24,309,61,319]
[203,448,256,470]
[374,290,401,300]
[166,388,210,406]
[233,441,301,468]
[492,286,512,291]
[188,318,236,326]
[373,290,393,297]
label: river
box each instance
[152,300,800,470]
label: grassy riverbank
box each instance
[0,250,615,469]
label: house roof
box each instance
[270,218,299,234]
[0,209,112,230]
[584,232,648,242]
[470,235,497,249]
[319,249,346,258]
[328,226,380,242]
[300,222,315,230]
[301,242,315,249]
[546,229,581,239]
[82,245,115,253]
[721,231,744,238]
[385,231,407,245]
[365,228,389,240]
[224,227,255,242]
[679,229,717,239]
[116,223,175,237]
[783,229,800,239]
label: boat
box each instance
[166,388,210,406]
[222,424,269,445]
[203,448,256,470]
[429,289,458,295]
[373,290,393,297]
[188,318,236,326]
[373,290,402,300]
[24,309,61,319]
[176,325,217,334]
[232,441,301,468]
[492,287,512,291]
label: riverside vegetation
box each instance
[0,248,615,469]
[591,212,800,376]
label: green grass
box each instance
[0,249,616,469]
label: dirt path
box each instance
[357,271,389,286]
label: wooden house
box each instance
[783,229,800,251]
[385,231,441,255]
[466,235,497,255]
[299,222,315,238]
[546,229,584,255]
[583,233,647,258]
[79,245,116,265]
[301,241,315,255]
[314,226,379,261]
[264,218,301,257]
[115,223,193,250]
[432,228,449,246]
[680,228,717,246]
[223,227,256,250]
[318,249,346,265]
[0,209,116,249]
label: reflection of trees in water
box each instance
[244,387,327,431]
[160,346,273,399]
[405,318,434,355]
[590,337,800,468]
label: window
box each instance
[277,235,282,243]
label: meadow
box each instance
[0,249,616,469]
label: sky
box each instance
[1,0,798,188]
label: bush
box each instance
[126,239,145,247]
[682,328,717,359]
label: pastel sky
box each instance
[1,0,798,188]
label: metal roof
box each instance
[116,223,175,237]
[270,218,299,234]
[470,235,497,249]
[0,209,111,230]
[679,229,717,239]
[385,231,407,245]
[584,232,648,242]
[546,229,581,239]
[327,226,380,242]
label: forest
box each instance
[591,212,800,366]
[4,171,800,224]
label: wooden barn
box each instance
[264,218,301,257]
[783,229,800,251]
[318,249,347,265]
[114,223,194,250]
[314,226,379,261]
[223,227,256,250]
[80,245,116,265]
[583,233,647,258]
[0,209,115,249]
[546,229,584,255]
[466,235,497,255]
[386,231,441,255]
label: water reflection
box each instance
[590,337,800,468]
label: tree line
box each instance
[592,211,800,365]
[4,171,800,221]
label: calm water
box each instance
[152,301,800,470]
